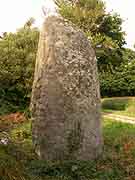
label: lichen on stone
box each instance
[31,16,103,161]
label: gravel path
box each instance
[103,113,135,124]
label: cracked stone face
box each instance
[31,16,103,161]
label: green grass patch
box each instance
[0,119,135,179]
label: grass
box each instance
[103,109,135,118]
[0,117,135,179]
[102,97,135,118]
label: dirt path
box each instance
[103,113,135,124]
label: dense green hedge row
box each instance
[101,98,129,110]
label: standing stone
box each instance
[31,16,103,161]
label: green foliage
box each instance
[100,59,135,97]
[11,122,32,144]
[56,0,126,72]
[98,13,125,47]
[0,19,39,113]
[102,97,135,117]
[122,48,135,64]
[1,119,135,179]
[56,0,105,34]
[0,156,26,180]
[56,0,135,97]
[0,8,134,109]
[102,98,129,111]
[0,142,30,180]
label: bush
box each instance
[102,98,129,110]
[0,145,29,180]
[0,26,39,114]
[100,61,135,97]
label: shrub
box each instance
[0,26,39,114]
[100,60,135,97]
[102,98,129,110]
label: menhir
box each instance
[31,16,103,161]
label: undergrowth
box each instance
[0,118,135,179]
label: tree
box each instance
[0,18,39,114]
[123,48,135,63]
[24,17,35,28]
[100,59,135,97]
[56,0,126,72]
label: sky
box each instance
[0,0,134,49]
